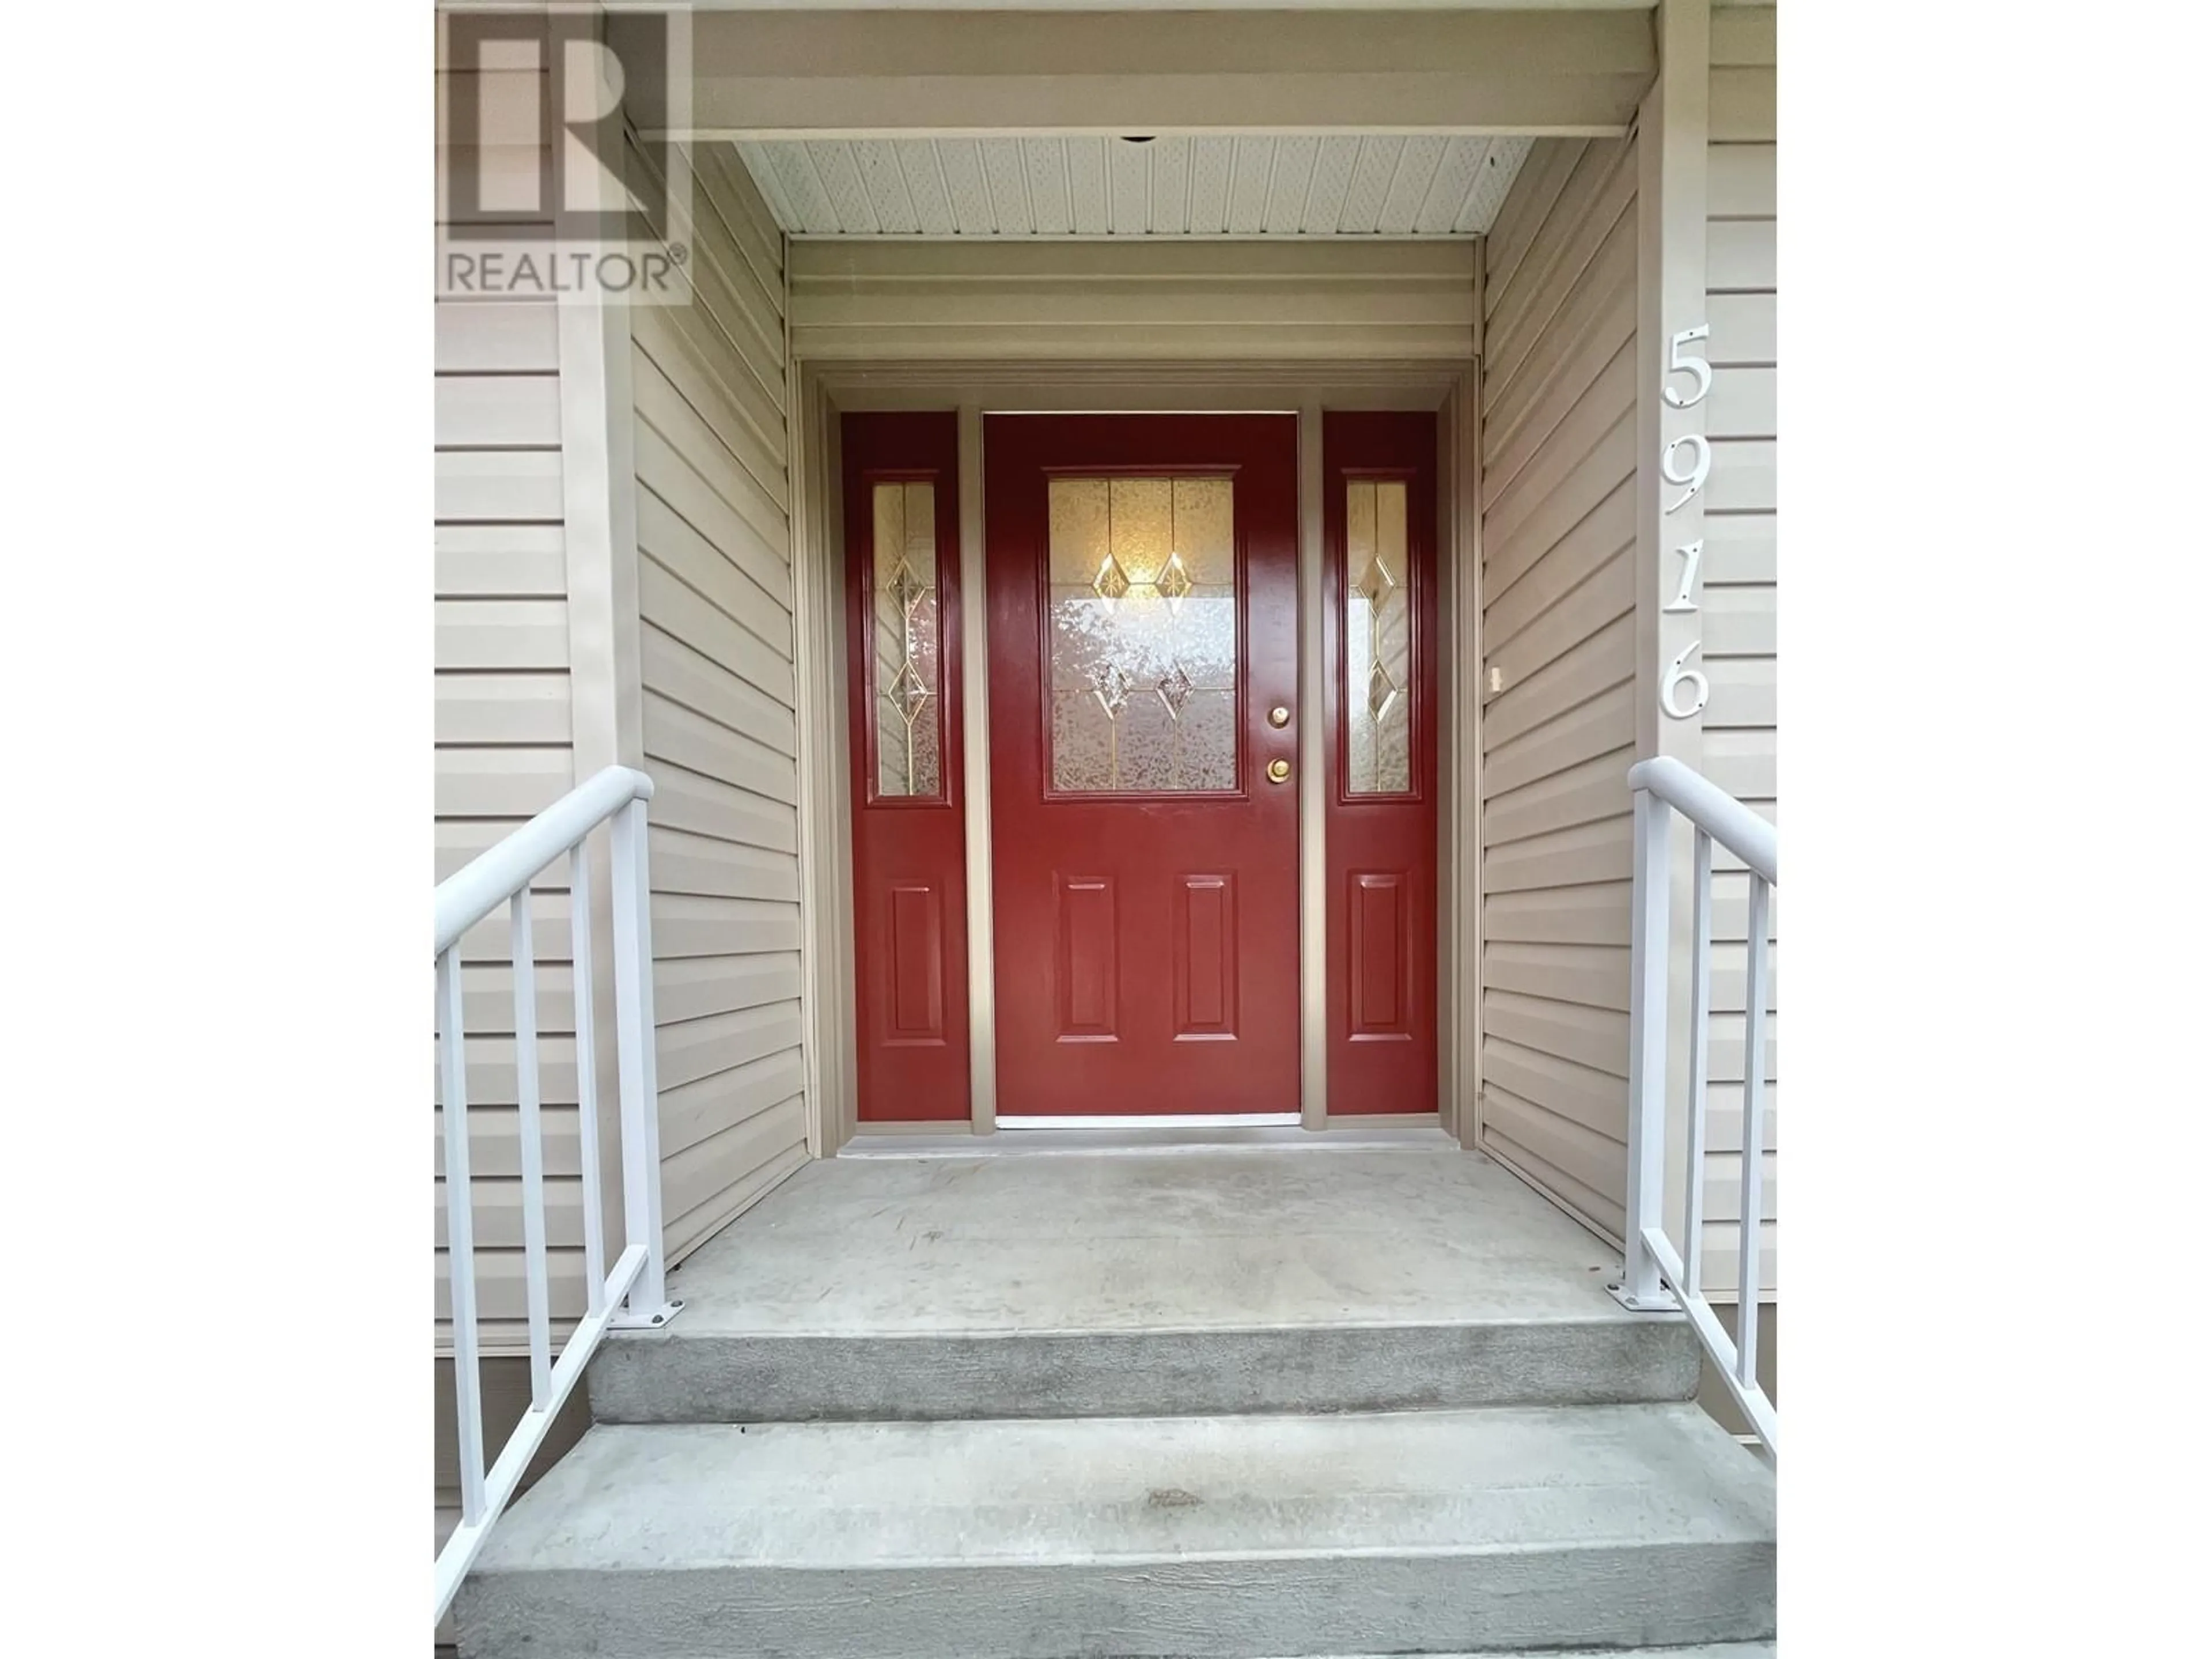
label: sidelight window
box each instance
[870,480,944,799]
[1344,478,1412,796]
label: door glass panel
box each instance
[872,480,942,798]
[1047,476,1237,793]
[1346,479,1412,795]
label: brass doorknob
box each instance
[1267,759,1291,783]
[1267,705,1291,729]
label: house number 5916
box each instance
[1662,639,1709,719]
[1661,324,1711,719]
[1664,323,1713,408]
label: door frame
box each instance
[793,360,1484,1150]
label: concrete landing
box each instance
[589,1147,1698,1422]
[457,1403,1775,1658]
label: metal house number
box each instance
[1660,323,1711,720]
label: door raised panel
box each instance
[1056,876,1119,1039]
[887,882,946,1043]
[1348,871,1412,1039]
[1175,874,1237,1039]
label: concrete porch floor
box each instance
[587,1142,1699,1422]
[666,1141,1628,1333]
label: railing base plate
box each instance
[1604,1281,1680,1314]
[609,1297,686,1331]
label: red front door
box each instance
[985,415,1301,1118]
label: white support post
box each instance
[570,843,609,1315]
[436,949,487,1524]
[1735,874,1772,1382]
[509,893,553,1409]
[609,796,680,1327]
[1637,0,1712,1280]
[957,400,997,1135]
[1613,786,1673,1311]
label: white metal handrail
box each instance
[1612,756,1778,1457]
[434,765,677,1622]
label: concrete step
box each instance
[1301,1651,1774,1658]
[589,1313,1699,1422]
[588,1149,1700,1422]
[456,1404,1776,1658]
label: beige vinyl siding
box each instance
[433,34,592,1615]
[1702,4,1778,1300]
[433,22,590,1357]
[1476,135,1640,1240]
[629,140,810,1262]
[435,308,584,1352]
[787,239,1479,362]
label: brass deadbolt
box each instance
[1267,705,1292,729]
[1267,758,1292,783]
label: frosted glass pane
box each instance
[1346,479,1411,795]
[1047,475,1237,793]
[872,480,941,797]
[1172,477,1234,587]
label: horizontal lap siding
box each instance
[1478,137,1640,1240]
[787,239,1479,361]
[1706,7,1778,1300]
[435,204,578,1350]
[631,140,810,1263]
[434,37,593,1619]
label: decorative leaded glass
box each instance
[1346,479,1412,794]
[1046,476,1237,793]
[872,481,941,797]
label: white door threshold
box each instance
[995,1112,1302,1130]
[838,1122,1457,1158]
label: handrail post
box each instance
[1734,874,1772,1384]
[1612,784,1673,1310]
[609,794,682,1328]
[434,767,681,1622]
[436,949,487,1522]
[570,843,609,1316]
[1682,828,1714,1299]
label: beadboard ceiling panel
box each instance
[736,135,1532,238]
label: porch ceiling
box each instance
[735,134,1532,238]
